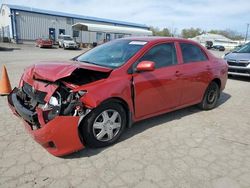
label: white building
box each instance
[0,4,152,44]
[190,33,239,49]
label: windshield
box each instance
[76,40,147,68]
[236,43,250,53]
[64,36,73,41]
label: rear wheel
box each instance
[199,82,220,110]
[81,102,126,148]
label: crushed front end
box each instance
[8,80,88,156]
[7,62,112,156]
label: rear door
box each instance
[177,42,212,105]
[132,42,182,119]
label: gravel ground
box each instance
[0,43,250,188]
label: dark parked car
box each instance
[35,37,53,48]
[224,42,250,77]
[8,37,228,156]
[213,45,225,51]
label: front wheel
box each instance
[199,82,220,110]
[81,102,127,148]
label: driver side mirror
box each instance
[136,61,155,72]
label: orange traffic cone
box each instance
[0,65,12,96]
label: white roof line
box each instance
[72,22,152,36]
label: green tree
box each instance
[150,27,172,37]
[208,29,244,40]
[181,28,202,38]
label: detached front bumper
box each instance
[8,88,84,156]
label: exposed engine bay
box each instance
[10,68,111,130]
[61,68,110,86]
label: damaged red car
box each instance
[8,37,228,156]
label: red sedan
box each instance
[35,37,53,48]
[8,37,228,156]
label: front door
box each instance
[133,43,182,119]
[49,28,56,42]
[106,33,111,41]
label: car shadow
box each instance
[63,48,83,51]
[63,92,231,159]
[228,75,250,82]
[0,46,21,51]
[38,46,58,49]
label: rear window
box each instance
[180,43,208,63]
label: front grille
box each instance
[228,68,250,74]
[227,61,249,67]
[23,82,47,104]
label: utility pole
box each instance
[245,23,249,43]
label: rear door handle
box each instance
[175,71,182,77]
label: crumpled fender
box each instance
[73,75,134,112]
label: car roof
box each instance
[118,36,198,43]
[118,36,215,59]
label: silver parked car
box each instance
[224,42,250,77]
[58,35,78,49]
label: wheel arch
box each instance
[78,97,133,141]
[77,97,132,146]
[211,78,221,89]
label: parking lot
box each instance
[0,43,250,188]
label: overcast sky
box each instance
[1,0,250,35]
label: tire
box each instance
[81,102,127,148]
[63,44,66,50]
[199,82,220,110]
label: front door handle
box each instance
[206,66,212,71]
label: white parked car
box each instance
[224,42,250,77]
[58,35,78,49]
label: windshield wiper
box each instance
[78,60,97,64]
[76,60,114,69]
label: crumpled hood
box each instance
[225,52,250,61]
[24,61,112,82]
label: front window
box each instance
[76,40,147,68]
[138,43,177,68]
